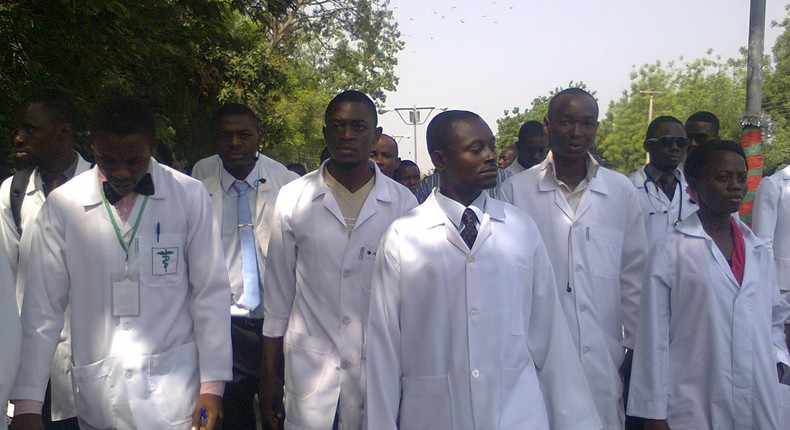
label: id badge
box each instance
[112,272,140,317]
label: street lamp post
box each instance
[380,105,447,166]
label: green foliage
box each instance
[596,55,747,174]
[495,81,591,150]
[764,4,790,174]
[0,0,403,173]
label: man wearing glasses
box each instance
[684,111,720,151]
[630,116,698,248]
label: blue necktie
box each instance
[233,180,260,310]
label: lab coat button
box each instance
[469,309,479,318]
[340,226,347,233]
[124,370,133,380]
[579,305,587,313]
[343,270,350,278]
[342,316,351,325]
[467,256,475,263]
[341,360,350,369]
[123,323,132,331]
[471,369,480,378]
[582,346,591,353]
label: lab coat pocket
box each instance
[284,331,333,400]
[587,225,624,279]
[400,375,454,430]
[777,257,790,292]
[139,233,187,288]
[71,357,116,429]
[148,341,199,426]
[511,263,532,336]
[360,243,379,293]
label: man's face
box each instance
[685,121,717,151]
[497,147,517,168]
[395,165,421,194]
[517,136,549,169]
[434,118,498,199]
[213,114,260,177]
[545,94,598,163]
[13,102,69,168]
[92,132,154,196]
[323,101,382,169]
[370,135,399,177]
[645,122,688,172]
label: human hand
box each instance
[259,374,285,430]
[9,414,44,430]
[191,393,222,430]
[643,419,670,430]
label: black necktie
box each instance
[461,208,478,249]
[659,173,677,200]
[103,173,155,205]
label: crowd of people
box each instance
[0,86,789,430]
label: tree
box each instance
[763,4,790,174]
[596,54,747,174]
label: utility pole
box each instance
[740,0,767,225]
[639,89,665,124]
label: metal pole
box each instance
[648,94,654,123]
[412,105,418,165]
[745,0,766,114]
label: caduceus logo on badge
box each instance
[153,247,178,275]
[157,249,174,271]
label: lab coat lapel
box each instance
[78,167,109,222]
[539,168,574,220]
[312,163,347,227]
[473,195,505,252]
[254,158,273,223]
[424,193,469,254]
[678,214,740,289]
[575,174,607,219]
[203,171,224,224]
[355,165,391,230]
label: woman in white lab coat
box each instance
[627,140,790,430]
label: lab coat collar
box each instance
[783,165,790,180]
[80,158,166,207]
[308,160,394,228]
[423,190,504,254]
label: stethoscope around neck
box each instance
[643,172,684,227]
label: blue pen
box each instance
[199,407,207,426]
[156,222,160,242]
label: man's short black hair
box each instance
[212,103,260,132]
[325,90,377,126]
[685,111,720,133]
[547,88,598,118]
[394,159,419,181]
[683,139,745,182]
[21,89,80,137]
[426,110,482,154]
[90,95,156,138]
[645,116,683,139]
[518,120,545,141]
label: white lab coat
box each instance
[499,158,648,430]
[627,213,790,429]
[197,152,298,312]
[263,161,417,430]
[0,244,19,430]
[0,155,91,421]
[753,165,790,294]
[12,161,233,429]
[190,154,220,181]
[629,165,697,248]
[365,191,602,430]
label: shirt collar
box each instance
[220,162,261,194]
[542,150,599,183]
[644,163,681,183]
[434,189,486,230]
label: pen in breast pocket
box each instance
[586,226,590,241]
[359,247,364,261]
[156,222,160,242]
[199,407,207,426]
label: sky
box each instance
[377,0,789,171]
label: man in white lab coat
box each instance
[10,96,232,430]
[630,116,697,248]
[0,243,20,430]
[499,88,648,429]
[260,90,417,430]
[0,90,91,429]
[195,103,297,429]
[365,110,601,430]
[504,120,548,175]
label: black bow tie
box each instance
[103,173,155,205]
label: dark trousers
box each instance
[222,317,264,430]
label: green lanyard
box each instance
[102,193,150,262]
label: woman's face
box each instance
[692,150,747,216]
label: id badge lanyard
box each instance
[102,194,150,276]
